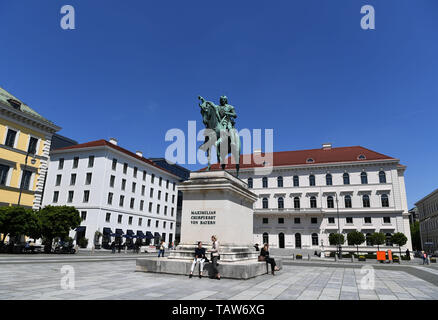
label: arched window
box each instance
[294,197,300,209]
[366,233,372,246]
[277,176,283,188]
[310,196,317,208]
[263,232,269,245]
[379,171,386,183]
[326,174,332,186]
[309,174,315,186]
[381,194,389,207]
[385,233,393,246]
[247,177,253,188]
[363,194,370,208]
[293,175,299,187]
[278,197,284,209]
[344,195,352,208]
[327,196,334,208]
[312,233,318,246]
[343,173,350,185]
[361,172,368,184]
[262,177,268,188]
[262,197,268,209]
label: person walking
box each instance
[259,243,280,275]
[422,251,427,265]
[158,240,165,257]
[189,242,206,279]
[209,235,221,280]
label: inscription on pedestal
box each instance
[190,210,216,225]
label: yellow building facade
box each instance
[0,86,60,209]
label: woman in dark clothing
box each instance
[259,243,279,275]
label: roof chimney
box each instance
[109,138,118,145]
[136,151,143,158]
[322,143,332,150]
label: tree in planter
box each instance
[347,231,365,256]
[94,231,102,247]
[370,232,386,251]
[329,233,345,257]
[0,207,40,247]
[78,237,88,248]
[391,233,408,259]
[38,206,81,253]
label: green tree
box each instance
[410,221,421,251]
[391,232,408,258]
[347,231,365,255]
[0,207,39,245]
[370,232,386,251]
[329,233,345,246]
[38,206,81,253]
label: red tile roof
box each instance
[53,139,180,179]
[202,146,397,171]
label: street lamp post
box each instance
[335,193,342,259]
[17,151,36,207]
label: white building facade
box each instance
[42,139,180,249]
[215,144,412,252]
[415,189,438,253]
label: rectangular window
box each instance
[118,214,122,224]
[364,217,372,224]
[119,195,124,207]
[20,170,32,190]
[150,188,154,198]
[278,218,284,224]
[171,207,174,216]
[163,221,167,229]
[58,158,64,170]
[170,222,173,229]
[28,137,38,154]
[151,174,155,184]
[88,155,94,168]
[73,157,79,169]
[0,164,9,186]
[85,172,92,185]
[110,175,115,187]
[128,216,133,225]
[123,163,128,174]
[155,220,159,228]
[107,192,113,205]
[158,190,161,200]
[262,218,268,224]
[105,212,111,222]
[156,204,160,214]
[130,198,135,209]
[81,211,87,221]
[328,217,335,224]
[143,170,147,181]
[173,182,176,191]
[166,180,169,189]
[5,129,17,147]
[138,218,143,226]
[383,217,391,224]
[121,179,126,190]
[346,217,353,224]
[70,173,76,186]
[112,158,117,170]
[147,219,151,227]
[164,206,168,215]
[165,193,168,202]
[68,191,74,203]
[53,191,59,203]
[159,177,162,186]
[172,195,175,204]
[140,200,144,211]
[141,185,145,196]
[56,174,62,186]
[132,182,136,193]
[294,217,300,224]
[133,167,138,178]
[311,217,317,224]
[83,190,90,203]
[148,202,153,212]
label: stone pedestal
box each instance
[136,171,268,279]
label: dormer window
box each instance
[357,154,366,160]
[7,98,21,110]
[306,158,314,163]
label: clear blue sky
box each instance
[1,0,437,208]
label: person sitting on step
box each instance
[259,243,280,275]
[189,241,206,279]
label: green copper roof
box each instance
[0,85,57,126]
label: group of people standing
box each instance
[188,237,280,280]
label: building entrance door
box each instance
[278,233,285,248]
[295,233,301,248]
